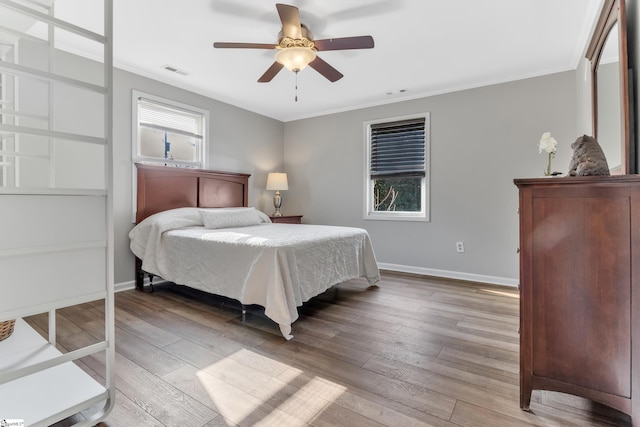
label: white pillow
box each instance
[198,207,265,229]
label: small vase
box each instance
[544,152,553,176]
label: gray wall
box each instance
[283,72,577,285]
[112,69,284,285]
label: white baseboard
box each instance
[114,277,168,293]
[377,262,518,287]
[115,281,135,293]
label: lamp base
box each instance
[272,191,283,217]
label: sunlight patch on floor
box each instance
[279,366,348,402]
[197,349,347,425]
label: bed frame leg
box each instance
[136,259,157,293]
[135,258,144,291]
[241,305,247,322]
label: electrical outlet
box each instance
[456,242,465,253]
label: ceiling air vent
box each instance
[163,65,188,76]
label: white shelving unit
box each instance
[0,0,114,425]
[0,320,107,425]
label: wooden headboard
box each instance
[135,163,251,224]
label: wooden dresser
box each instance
[514,175,640,420]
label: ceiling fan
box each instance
[213,3,374,83]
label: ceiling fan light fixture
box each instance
[275,47,316,72]
[213,4,374,83]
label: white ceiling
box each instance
[32,0,603,122]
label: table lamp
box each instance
[266,172,288,217]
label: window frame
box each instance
[363,112,430,222]
[131,90,208,169]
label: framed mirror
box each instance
[586,0,633,174]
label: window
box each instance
[133,91,207,169]
[364,113,430,221]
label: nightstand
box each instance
[269,215,303,224]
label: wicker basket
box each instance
[0,319,16,341]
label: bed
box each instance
[130,163,380,339]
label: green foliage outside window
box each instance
[373,177,422,211]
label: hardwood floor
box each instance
[32,271,631,426]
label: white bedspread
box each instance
[129,208,380,339]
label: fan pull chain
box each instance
[295,70,299,102]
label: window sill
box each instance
[364,213,430,222]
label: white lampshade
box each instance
[275,47,316,72]
[266,172,289,191]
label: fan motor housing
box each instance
[277,23,314,45]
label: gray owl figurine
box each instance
[567,135,610,176]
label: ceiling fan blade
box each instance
[308,56,343,82]
[276,3,302,39]
[314,36,374,51]
[258,62,284,82]
[213,42,277,49]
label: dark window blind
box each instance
[370,117,426,178]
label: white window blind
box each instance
[138,97,204,140]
